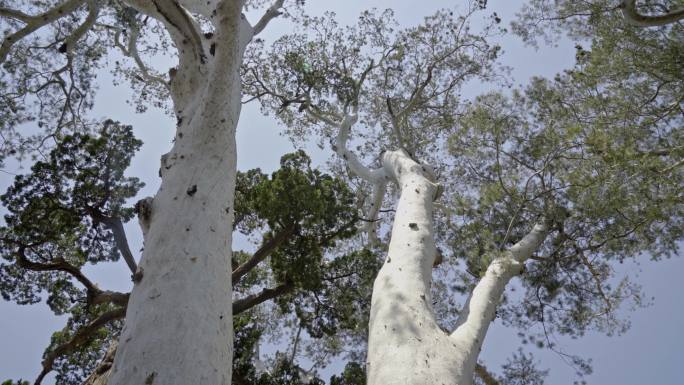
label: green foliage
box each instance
[0,120,139,383]
[232,151,381,375]
[500,350,549,385]
[42,304,121,385]
[330,362,366,385]
[243,6,503,159]
[441,8,683,371]
[254,356,325,385]
[0,120,142,313]
[1,380,30,385]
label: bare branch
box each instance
[0,0,87,64]
[450,255,523,357]
[0,7,35,23]
[386,97,410,154]
[509,222,550,262]
[61,0,100,55]
[252,0,285,36]
[232,224,296,284]
[475,363,500,385]
[232,281,294,314]
[365,180,388,245]
[34,307,126,385]
[450,222,549,356]
[87,210,138,274]
[331,113,388,183]
[13,245,129,307]
[621,0,684,27]
[126,20,170,88]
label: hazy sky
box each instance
[1,1,682,384]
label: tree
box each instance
[0,0,296,383]
[246,3,682,385]
[0,118,376,384]
[2,1,682,384]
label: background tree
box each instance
[246,3,683,384]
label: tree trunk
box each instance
[107,2,253,383]
[366,150,539,385]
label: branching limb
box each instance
[13,246,128,306]
[620,0,684,26]
[386,97,411,155]
[331,112,388,183]
[232,224,296,285]
[150,0,206,67]
[252,0,285,36]
[450,221,550,364]
[509,221,550,262]
[125,20,169,88]
[475,363,500,385]
[0,0,87,64]
[34,307,126,385]
[310,110,389,243]
[233,281,294,314]
[61,0,100,55]
[0,7,35,23]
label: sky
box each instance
[1,1,683,384]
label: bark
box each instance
[107,1,267,384]
[361,150,548,384]
[620,0,684,27]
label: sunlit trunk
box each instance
[367,150,543,385]
[108,2,252,383]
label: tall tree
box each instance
[246,3,683,385]
[0,0,295,383]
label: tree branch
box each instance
[252,0,284,36]
[365,180,388,245]
[509,221,550,262]
[232,281,294,314]
[13,246,129,307]
[150,0,206,66]
[86,209,138,274]
[232,224,296,284]
[61,0,100,56]
[0,0,87,64]
[34,307,126,385]
[620,0,684,27]
[450,222,550,367]
[0,7,35,23]
[475,363,500,385]
[125,19,170,88]
[330,112,388,183]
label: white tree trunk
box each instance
[108,1,257,384]
[366,149,548,385]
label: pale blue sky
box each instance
[1,1,682,384]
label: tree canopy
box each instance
[0,0,682,384]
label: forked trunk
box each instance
[367,150,531,385]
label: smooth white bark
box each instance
[108,1,261,384]
[367,150,461,385]
[364,147,549,384]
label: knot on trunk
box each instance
[135,197,154,237]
